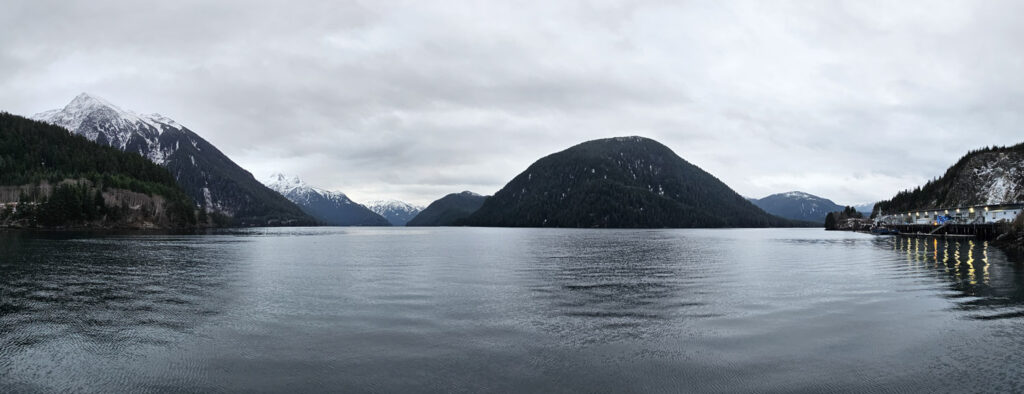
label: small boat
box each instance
[870,227,899,235]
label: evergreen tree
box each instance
[824,206,864,230]
[824,212,836,230]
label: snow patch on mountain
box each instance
[751,191,844,223]
[34,93,183,137]
[781,191,816,200]
[367,199,423,213]
[973,154,1021,205]
[32,93,186,164]
[262,173,389,226]
[366,199,424,226]
[29,93,313,224]
[147,113,184,130]
[262,173,356,206]
[876,145,1024,215]
[263,173,310,196]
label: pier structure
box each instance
[874,203,1023,240]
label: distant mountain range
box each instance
[851,202,876,216]
[407,191,487,226]
[33,93,314,226]
[749,191,843,224]
[462,136,798,228]
[262,174,388,226]
[876,143,1024,214]
[23,94,931,229]
[366,200,423,226]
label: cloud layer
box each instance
[3,0,1022,205]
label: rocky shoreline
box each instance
[993,216,1024,260]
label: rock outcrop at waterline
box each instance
[0,180,197,229]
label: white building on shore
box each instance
[876,203,1024,226]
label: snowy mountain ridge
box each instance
[366,199,422,212]
[33,93,184,164]
[29,93,315,225]
[263,173,356,206]
[366,199,424,226]
[780,191,816,200]
[261,173,389,226]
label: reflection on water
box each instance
[523,231,714,344]
[0,231,246,392]
[3,228,1024,392]
[892,236,1024,319]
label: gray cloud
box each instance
[2,0,1022,206]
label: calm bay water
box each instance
[2,227,1023,393]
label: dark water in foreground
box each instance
[2,228,1024,393]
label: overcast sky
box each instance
[2,1,1022,206]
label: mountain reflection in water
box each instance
[2,228,1024,393]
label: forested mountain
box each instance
[406,191,487,226]
[461,136,797,228]
[0,112,197,228]
[32,93,314,226]
[875,143,1024,215]
[262,173,389,226]
[750,191,842,224]
[366,200,423,226]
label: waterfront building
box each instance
[876,203,1024,226]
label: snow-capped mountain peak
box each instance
[366,199,422,211]
[146,113,184,130]
[35,93,132,135]
[261,173,390,226]
[34,93,185,137]
[262,173,354,204]
[367,199,423,213]
[27,93,317,225]
[750,191,844,224]
[64,92,123,119]
[264,173,310,194]
[781,191,815,200]
[31,93,186,164]
[366,199,424,226]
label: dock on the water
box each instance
[896,232,976,239]
[887,223,1002,240]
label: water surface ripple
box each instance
[2,228,1023,393]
